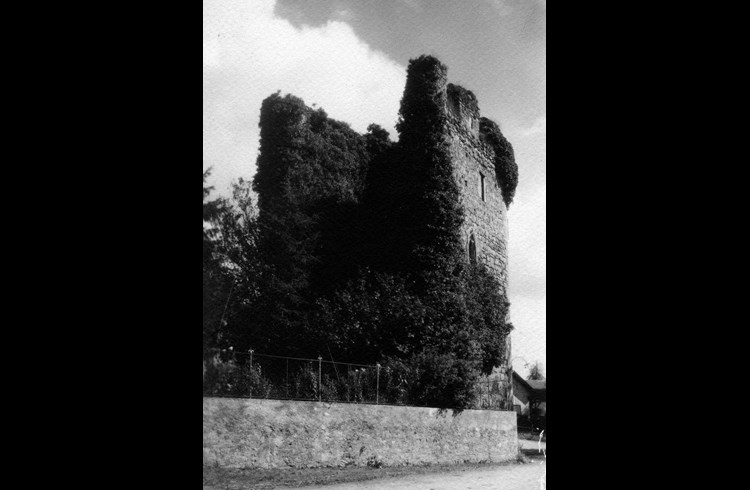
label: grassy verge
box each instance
[204,459,526,489]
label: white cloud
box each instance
[202,40,220,68]
[203,0,406,196]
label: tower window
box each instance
[480,173,485,201]
[469,234,477,265]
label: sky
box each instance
[203,0,546,378]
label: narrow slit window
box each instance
[480,173,486,201]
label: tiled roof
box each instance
[513,371,546,401]
[526,379,546,390]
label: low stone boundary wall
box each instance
[203,397,518,468]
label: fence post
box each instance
[318,356,322,402]
[248,349,254,398]
[488,378,491,408]
[376,364,381,405]
[506,366,513,411]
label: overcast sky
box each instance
[204,0,546,378]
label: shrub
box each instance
[202,354,274,398]
[479,117,518,207]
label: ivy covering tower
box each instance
[241,55,519,409]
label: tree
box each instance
[526,361,546,431]
[203,168,231,357]
[528,361,545,381]
[210,178,267,353]
[252,93,375,356]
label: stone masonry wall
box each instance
[445,86,512,392]
[445,96,510,299]
[203,397,518,469]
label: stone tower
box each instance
[441,70,518,408]
[444,84,512,304]
[254,55,518,409]
[399,56,516,309]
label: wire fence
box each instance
[203,349,512,410]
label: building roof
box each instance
[526,379,546,390]
[513,371,546,402]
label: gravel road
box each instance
[299,459,546,490]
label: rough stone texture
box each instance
[444,85,513,392]
[445,89,510,299]
[203,397,518,469]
